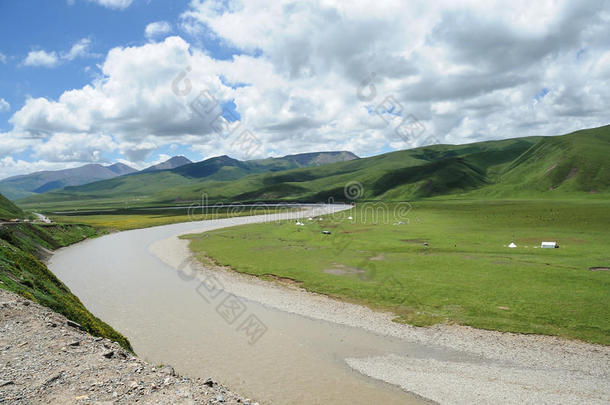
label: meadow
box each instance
[50,205,298,231]
[186,199,610,345]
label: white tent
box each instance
[508,242,517,248]
[541,241,558,248]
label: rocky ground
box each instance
[0,288,256,404]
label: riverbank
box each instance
[151,231,610,404]
[0,222,131,350]
[0,288,254,404]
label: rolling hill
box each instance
[469,125,610,196]
[0,163,137,200]
[15,126,610,210]
[0,192,24,220]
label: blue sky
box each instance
[0,0,608,178]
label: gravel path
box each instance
[151,221,610,405]
[0,288,255,404]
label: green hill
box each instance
[16,125,610,211]
[0,222,132,351]
[0,192,24,220]
[469,126,610,197]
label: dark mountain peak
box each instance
[171,155,244,179]
[141,156,193,172]
[211,155,240,163]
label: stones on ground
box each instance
[204,377,215,387]
[44,372,62,385]
[0,288,251,404]
[161,365,176,376]
[66,320,83,329]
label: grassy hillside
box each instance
[468,126,610,197]
[0,193,24,220]
[0,222,132,351]
[17,125,610,212]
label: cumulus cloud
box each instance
[33,132,117,162]
[4,0,610,177]
[145,21,173,39]
[23,50,59,67]
[0,52,6,64]
[180,0,610,149]
[0,98,10,113]
[8,37,237,160]
[22,38,96,68]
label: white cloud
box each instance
[33,132,117,162]
[145,21,172,39]
[0,98,10,113]
[0,131,35,162]
[0,52,6,64]
[22,38,96,68]
[7,37,233,163]
[23,50,59,67]
[62,38,93,60]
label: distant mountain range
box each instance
[0,155,197,200]
[1,151,358,201]
[15,125,609,210]
[0,163,137,200]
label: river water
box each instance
[48,206,448,404]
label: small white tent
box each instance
[508,242,517,248]
[541,241,558,248]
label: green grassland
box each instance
[186,199,610,345]
[0,222,133,351]
[17,125,610,212]
[0,192,25,220]
[50,206,297,231]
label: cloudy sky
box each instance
[0,0,609,178]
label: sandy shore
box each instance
[150,207,610,404]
